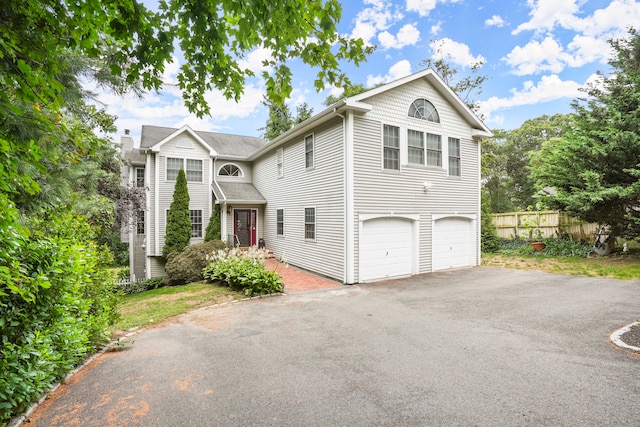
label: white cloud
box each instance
[378,23,421,49]
[366,60,412,86]
[350,0,403,45]
[406,0,437,16]
[478,74,586,120]
[430,38,486,68]
[512,0,581,35]
[237,47,274,74]
[502,36,570,75]
[485,15,505,27]
[430,21,442,35]
[567,0,640,37]
[406,0,460,17]
[565,35,611,67]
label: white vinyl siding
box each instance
[252,118,345,281]
[383,124,400,170]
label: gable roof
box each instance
[140,125,268,159]
[249,68,492,160]
[351,68,492,137]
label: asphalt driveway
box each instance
[26,267,640,426]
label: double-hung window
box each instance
[383,125,400,170]
[186,159,203,182]
[136,210,145,235]
[135,168,145,188]
[276,209,284,236]
[166,157,182,181]
[190,210,202,238]
[167,158,203,182]
[305,134,314,169]
[448,137,461,176]
[408,129,424,165]
[304,207,315,240]
[426,133,442,167]
[277,148,284,178]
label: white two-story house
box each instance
[121,69,492,284]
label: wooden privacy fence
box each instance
[490,211,599,241]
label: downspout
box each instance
[335,107,355,285]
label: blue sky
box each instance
[97,0,640,144]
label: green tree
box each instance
[204,204,221,242]
[420,43,488,114]
[1,0,372,119]
[294,102,314,124]
[481,130,514,213]
[163,169,191,258]
[531,29,640,239]
[323,83,368,106]
[261,99,294,140]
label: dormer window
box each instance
[218,163,243,177]
[409,98,440,123]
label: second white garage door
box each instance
[359,217,415,282]
[432,216,476,271]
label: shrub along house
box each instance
[120,69,492,283]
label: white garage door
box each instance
[359,217,414,282]
[432,217,475,271]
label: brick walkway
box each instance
[265,259,341,292]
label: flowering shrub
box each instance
[202,247,283,296]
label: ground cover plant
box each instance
[483,237,640,280]
[203,247,284,296]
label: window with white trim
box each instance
[190,210,202,238]
[383,124,400,170]
[218,164,243,176]
[448,137,461,177]
[276,209,284,236]
[166,157,182,181]
[166,158,203,182]
[409,98,440,122]
[135,168,145,188]
[276,148,284,178]
[407,129,424,165]
[136,210,145,234]
[305,134,314,169]
[304,207,315,240]
[186,159,203,182]
[426,133,442,167]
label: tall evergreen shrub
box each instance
[204,204,221,242]
[163,169,191,258]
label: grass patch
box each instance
[482,253,640,280]
[111,282,244,335]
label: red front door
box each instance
[234,209,257,246]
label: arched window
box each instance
[408,98,440,122]
[218,163,243,177]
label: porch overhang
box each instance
[211,181,267,205]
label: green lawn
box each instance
[482,253,640,280]
[111,282,244,336]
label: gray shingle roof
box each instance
[212,182,266,204]
[140,125,268,159]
